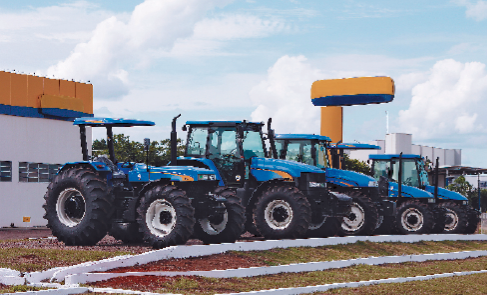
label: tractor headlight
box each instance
[368,181,378,187]
[428,198,436,203]
[309,182,327,188]
[463,200,468,205]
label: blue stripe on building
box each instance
[0,104,93,121]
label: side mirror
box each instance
[182,125,187,131]
[144,138,150,151]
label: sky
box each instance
[1,0,487,166]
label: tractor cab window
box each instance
[242,130,265,159]
[315,143,328,169]
[286,140,313,165]
[208,127,240,159]
[391,159,420,187]
[418,159,430,186]
[186,127,208,157]
[372,160,391,182]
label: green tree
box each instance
[342,153,371,175]
[446,175,473,197]
[92,134,185,166]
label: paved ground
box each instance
[0,227,53,240]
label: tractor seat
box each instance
[94,155,126,179]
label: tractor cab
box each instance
[274,134,330,168]
[181,121,268,187]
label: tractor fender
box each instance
[246,179,295,212]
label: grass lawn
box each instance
[322,272,487,294]
[88,256,487,294]
[233,240,487,266]
[0,247,132,272]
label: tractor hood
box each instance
[424,185,467,201]
[128,163,216,182]
[251,157,324,181]
[326,168,377,188]
[388,182,433,199]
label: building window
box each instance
[0,161,12,182]
[19,162,62,183]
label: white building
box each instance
[0,71,93,228]
[348,133,461,167]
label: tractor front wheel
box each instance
[137,185,195,249]
[338,194,379,236]
[395,200,434,235]
[437,202,468,234]
[307,215,341,238]
[465,208,480,234]
[253,185,311,240]
[43,167,113,246]
[194,188,245,244]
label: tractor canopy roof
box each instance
[330,143,381,150]
[74,117,155,127]
[369,154,422,160]
[185,120,263,127]
[275,134,331,141]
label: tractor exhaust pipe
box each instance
[398,152,403,198]
[267,118,278,159]
[171,114,181,166]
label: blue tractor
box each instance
[173,119,353,240]
[273,135,395,236]
[43,117,245,248]
[328,145,444,235]
[369,154,480,234]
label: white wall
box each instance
[385,133,412,154]
[0,115,92,227]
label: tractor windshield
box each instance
[392,159,420,187]
[286,140,314,165]
[186,127,208,157]
[315,142,328,169]
[417,159,430,186]
[371,160,391,182]
[242,130,265,159]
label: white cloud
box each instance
[397,59,487,140]
[249,55,324,134]
[47,0,232,98]
[454,0,487,21]
[193,14,288,40]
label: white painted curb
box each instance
[218,269,487,294]
[90,287,181,295]
[64,250,487,284]
[44,234,487,283]
[0,268,25,286]
[5,287,89,295]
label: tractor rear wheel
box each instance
[194,188,245,244]
[137,185,195,249]
[253,185,311,240]
[465,208,480,234]
[43,167,113,246]
[437,202,468,234]
[430,206,447,234]
[338,194,379,236]
[395,200,434,235]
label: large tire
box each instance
[194,188,246,244]
[395,200,435,235]
[374,215,397,235]
[253,185,311,240]
[338,194,379,236]
[43,167,113,246]
[136,185,195,249]
[307,216,341,238]
[109,223,144,244]
[437,202,468,234]
[465,208,480,234]
[430,206,447,234]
